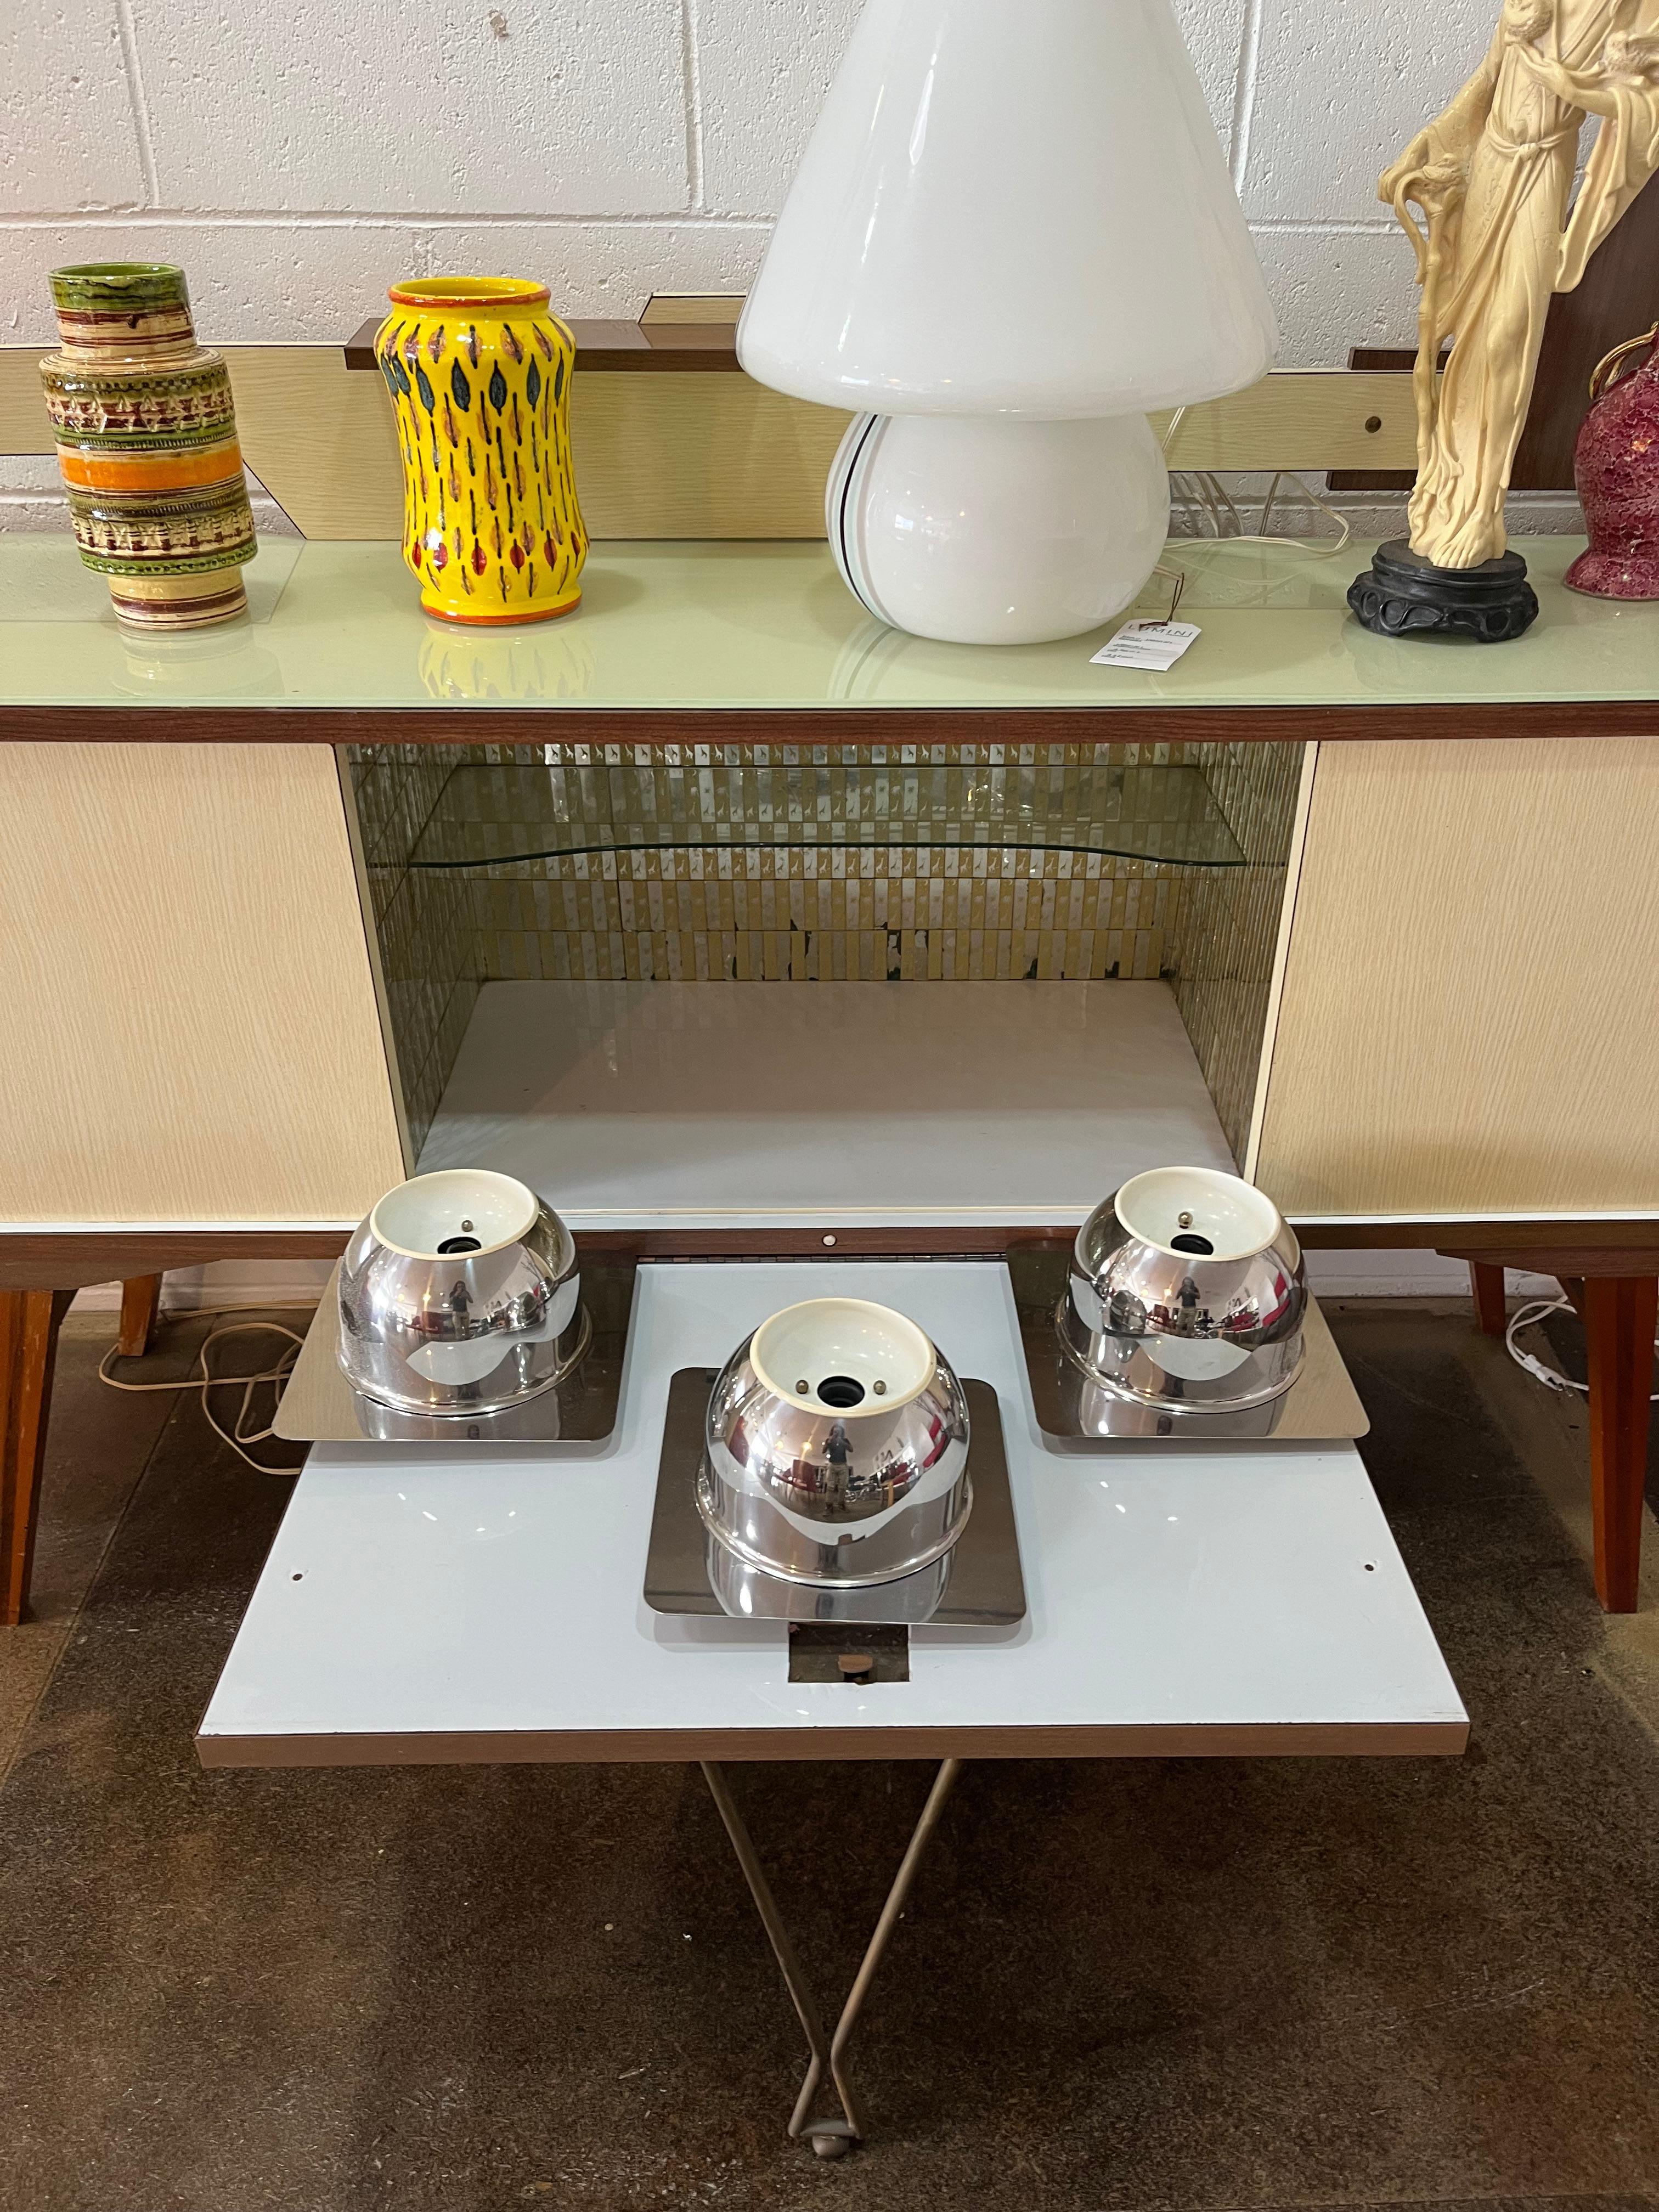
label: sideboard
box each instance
[2,524,1656,1623]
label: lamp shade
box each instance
[737,0,1277,417]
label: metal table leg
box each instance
[700,1757,963,2157]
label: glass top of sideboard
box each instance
[2,534,1655,713]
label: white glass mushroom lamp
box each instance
[737,0,1278,646]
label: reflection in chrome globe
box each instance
[1059,1165,1306,1413]
[338,1167,585,1416]
[703,1525,956,1621]
[699,1296,972,1587]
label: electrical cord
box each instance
[98,1308,306,1473]
[1148,562,1187,622]
[1171,465,1355,554]
[1504,1293,1659,1401]
[1153,408,1354,622]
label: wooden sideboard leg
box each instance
[117,1274,163,1360]
[1469,1261,1508,1337]
[1,1289,77,1627]
[1583,1275,1659,1615]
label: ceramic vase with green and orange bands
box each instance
[375,276,586,625]
[39,263,257,629]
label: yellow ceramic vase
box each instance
[375,276,586,625]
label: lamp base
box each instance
[827,412,1170,646]
[1347,539,1539,643]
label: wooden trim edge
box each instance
[0,1231,352,1291]
[7,704,1659,746]
[9,1216,1659,1289]
[344,313,747,373]
[195,1718,1470,1768]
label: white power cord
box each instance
[1505,1293,1659,1400]
[1171,465,1355,554]
[98,1308,306,1472]
[1154,409,1354,619]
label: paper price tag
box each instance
[1090,619,1201,672]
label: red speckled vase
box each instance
[1565,323,1659,600]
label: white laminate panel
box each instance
[415,980,1237,1228]
[199,1261,1465,1760]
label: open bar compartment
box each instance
[340,736,1307,1230]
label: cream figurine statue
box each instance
[1350,0,1659,639]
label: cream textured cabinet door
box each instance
[1254,737,1659,1218]
[0,743,405,1224]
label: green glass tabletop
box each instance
[1,533,1656,713]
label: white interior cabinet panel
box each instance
[416,979,1238,1231]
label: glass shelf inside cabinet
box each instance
[407,759,1247,871]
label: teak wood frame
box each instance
[0,1289,76,1628]
[1461,1252,1659,1615]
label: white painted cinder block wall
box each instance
[3,0,1581,537]
[3,1,1503,364]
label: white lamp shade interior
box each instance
[738,0,1278,417]
[1113,1166,1284,1263]
[751,1297,937,1414]
[368,1168,538,1260]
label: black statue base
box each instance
[1347,539,1540,643]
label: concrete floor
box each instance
[1,1301,1656,2212]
